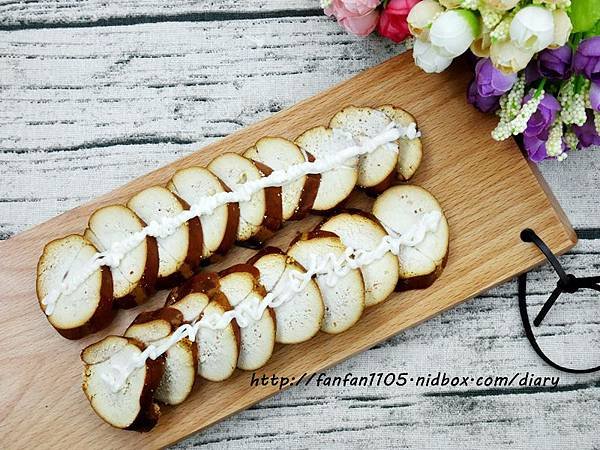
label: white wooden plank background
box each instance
[0,1,322,30]
[1,3,600,448]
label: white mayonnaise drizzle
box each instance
[99,210,441,392]
[43,122,419,315]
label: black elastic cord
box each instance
[533,286,561,327]
[518,229,600,374]
[520,229,569,283]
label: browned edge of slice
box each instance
[73,266,115,340]
[395,251,449,291]
[252,161,283,233]
[130,306,185,330]
[313,208,384,232]
[165,271,222,305]
[124,338,166,432]
[213,179,241,258]
[289,151,321,221]
[246,246,286,265]
[288,229,340,248]
[218,263,260,281]
[363,170,396,196]
[310,196,352,216]
[114,232,159,310]
[174,193,204,273]
[238,160,283,249]
[152,193,204,291]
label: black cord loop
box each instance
[519,228,600,374]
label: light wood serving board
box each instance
[0,52,576,449]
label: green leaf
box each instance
[569,0,600,33]
[583,19,600,38]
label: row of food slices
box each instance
[36,105,423,339]
[82,184,449,431]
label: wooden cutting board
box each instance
[0,52,576,449]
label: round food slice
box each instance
[81,335,165,431]
[36,234,114,339]
[167,166,239,258]
[295,126,358,212]
[249,248,324,344]
[218,264,259,304]
[378,105,423,181]
[243,137,320,221]
[208,153,282,247]
[287,231,365,334]
[124,307,197,406]
[330,106,398,193]
[196,295,240,381]
[84,204,159,309]
[166,290,210,323]
[127,186,202,287]
[372,185,449,290]
[320,211,399,307]
[218,266,276,371]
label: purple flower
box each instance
[523,134,569,162]
[467,58,516,113]
[590,82,600,112]
[523,134,549,162]
[475,58,517,97]
[537,46,572,80]
[467,79,500,113]
[573,36,600,82]
[573,110,600,148]
[523,93,561,138]
[525,60,542,84]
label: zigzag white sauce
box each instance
[100,210,440,392]
[55,120,430,391]
[43,122,418,315]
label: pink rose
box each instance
[377,0,421,43]
[325,0,381,37]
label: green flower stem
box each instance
[574,74,584,94]
[569,32,583,49]
[535,78,547,97]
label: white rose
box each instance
[412,38,453,73]
[490,39,536,74]
[470,26,492,58]
[549,9,572,48]
[407,0,444,41]
[429,10,481,58]
[509,6,554,52]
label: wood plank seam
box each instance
[1,136,203,155]
[0,9,325,31]
[572,228,600,240]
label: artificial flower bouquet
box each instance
[322,0,600,162]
